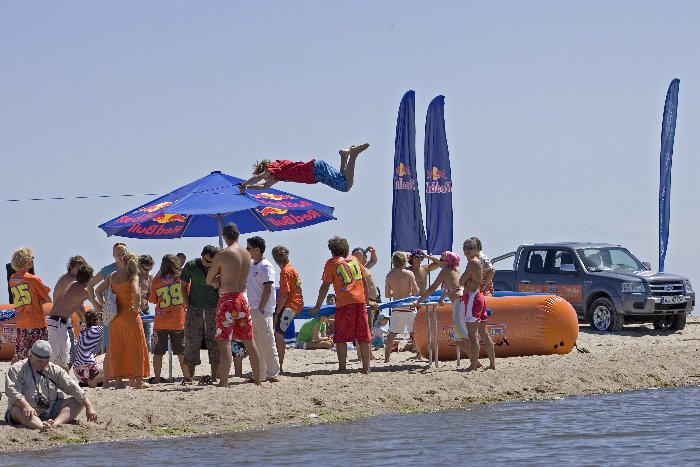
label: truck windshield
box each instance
[576,247,644,272]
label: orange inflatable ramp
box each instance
[413,295,578,360]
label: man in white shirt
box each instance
[246,236,280,382]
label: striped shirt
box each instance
[74,326,104,367]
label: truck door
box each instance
[516,249,548,294]
[541,249,585,310]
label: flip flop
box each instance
[197,375,212,386]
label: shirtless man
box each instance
[406,250,441,294]
[384,252,420,363]
[351,246,379,324]
[47,264,94,370]
[239,144,370,193]
[53,256,87,300]
[206,223,261,386]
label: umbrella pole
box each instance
[216,214,224,248]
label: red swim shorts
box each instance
[215,292,253,341]
[463,291,488,323]
[333,303,371,343]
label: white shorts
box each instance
[453,300,468,339]
[47,317,71,368]
[388,308,417,334]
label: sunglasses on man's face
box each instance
[202,256,212,265]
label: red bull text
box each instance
[127,224,185,236]
[266,209,322,227]
[394,163,416,190]
[425,166,452,193]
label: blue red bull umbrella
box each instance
[99,171,335,245]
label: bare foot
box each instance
[485,365,496,370]
[334,368,348,374]
[245,378,262,385]
[41,420,54,432]
[267,377,280,383]
[133,382,151,389]
[339,143,370,157]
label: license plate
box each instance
[662,295,687,304]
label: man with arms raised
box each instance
[206,223,261,386]
[47,264,94,370]
[310,236,372,374]
[406,249,441,294]
[384,252,420,363]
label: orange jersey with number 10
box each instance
[321,256,366,307]
[148,275,186,330]
[10,272,50,329]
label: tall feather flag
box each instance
[391,91,426,253]
[424,95,453,255]
[659,79,680,272]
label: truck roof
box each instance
[519,242,623,249]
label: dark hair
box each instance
[328,236,349,257]
[247,236,266,254]
[222,222,240,241]
[75,264,94,284]
[67,255,86,272]
[138,254,154,269]
[84,310,99,327]
[253,159,271,175]
[271,245,289,265]
[159,254,181,278]
[201,245,220,258]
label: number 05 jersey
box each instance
[148,274,186,330]
[321,256,366,307]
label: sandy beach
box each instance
[1,317,699,452]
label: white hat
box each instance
[30,340,52,360]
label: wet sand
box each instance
[1,317,699,452]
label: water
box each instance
[2,386,699,465]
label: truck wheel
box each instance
[669,313,687,332]
[589,297,623,332]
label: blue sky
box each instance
[1,1,698,307]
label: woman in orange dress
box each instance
[96,252,150,389]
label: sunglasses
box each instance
[463,246,477,251]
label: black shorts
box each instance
[153,329,185,355]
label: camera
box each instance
[35,393,50,410]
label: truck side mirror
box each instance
[641,262,651,270]
[560,264,577,273]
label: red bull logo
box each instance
[267,209,322,227]
[137,201,173,213]
[394,163,410,177]
[259,207,289,216]
[425,166,452,193]
[427,166,447,181]
[394,163,416,190]
[253,193,295,201]
[152,213,188,224]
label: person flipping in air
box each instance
[239,144,370,193]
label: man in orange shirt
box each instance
[149,254,189,383]
[310,237,373,374]
[271,245,304,373]
[9,247,52,364]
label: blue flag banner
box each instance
[659,79,679,272]
[391,91,426,253]
[424,95,453,255]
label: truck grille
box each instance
[649,281,684,297]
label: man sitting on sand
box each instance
[206,222,262,386]
[295,315,333,350]
[4,340,97,431]
[239,144,370,193]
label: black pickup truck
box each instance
[492,243,695,332]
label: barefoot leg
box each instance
[339,143,369,191]
[243,339,262,385]
[218,340,232,387]
[51,398,84,428]
[466,322,481,370]
[478,322,496,370]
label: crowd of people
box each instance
[2,222,496,430]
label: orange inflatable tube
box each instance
[413,295,578,360]
[0,303,55,361]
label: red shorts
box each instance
[333,303,371,343]
[14,327,48,359]
[463,291,488,322]
[215,292,253,341]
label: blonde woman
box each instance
[96,252,150,389]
